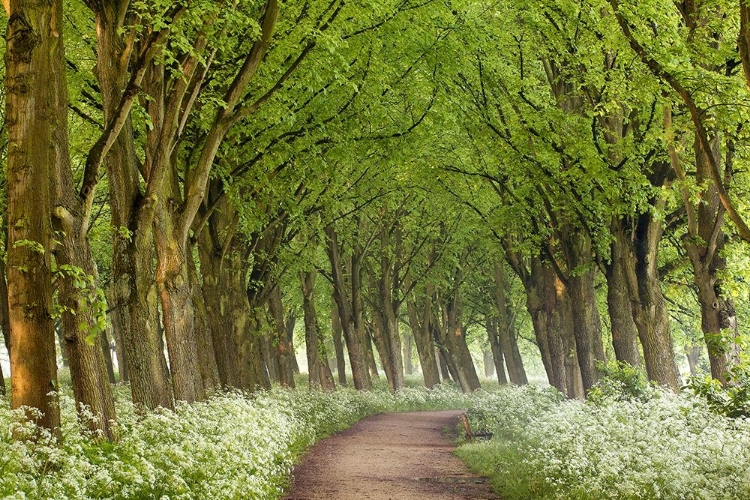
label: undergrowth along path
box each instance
[283,410,497,500]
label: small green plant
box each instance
[688,366,750,418]
[588,361,653,404]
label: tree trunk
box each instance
[561,229,605,392]
[686,345,702,376]
[286,313,300,375]
[606,222,643,367]
[365,326,381,379]
[188,252,220,393]
[6,0,61,432]
[154,217,204,403]
[523,258,568,394]
[268,284,295,388]
[106,288,128,383]
[406,299,440,388]
[492,263,528,385]
[92,5,172,410]
[404,335,414,375]
[483,349,495,379]
[301,271,335,390]
[437,345,452,382]
[485,317,508,384]
[330,305,347,385]
[0,253,12,365]
[325,226,371,389]
[623,211,681,392]
[440,297,480,393]
[198,230,241,389]
[101,327,116,384]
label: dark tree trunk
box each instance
[301,271,335,390]
[623,210,681,392]
[439,295,480,393]
[268,284,295,388]
[523,258,569,394]
[91,4,172,410]
[197,227,241,389]
[493,263,528,385]
[365,327,381,379]
[188,252,220,393]
[325,226,371,389]
[330,306,347,385]
[6,0,61,432]
[606,222,643,367]
[561,229,605,392]
[405,281,440,388]
[485,317,508,384]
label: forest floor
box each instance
[283,410,498,500]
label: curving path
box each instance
[283,410,497,500]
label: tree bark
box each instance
[560,229,605,392]
[325,225,371,389]
[405,287,440,388]
[439,294,480,393]
[6,0,61,432]
[188,251,220,393]
[522,258,569,394]
[91,4,172,411]
[404,335,414,375]
[606,221,643,367]
[154,211,204,403]
[268,284,295,388]
[330,305,347,385]
[301,271,335,390]
[622,210,681,392]
[492,263,528,385]
[485,317,508,384]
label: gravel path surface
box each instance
[283,410,497,500]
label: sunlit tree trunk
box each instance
[5,0,61,433]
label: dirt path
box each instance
[283,410,497,500]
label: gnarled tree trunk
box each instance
[6,0,61,432]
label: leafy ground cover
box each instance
[0,376,473,499]
[458,384,750,499]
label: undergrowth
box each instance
[0,377,472,499]
[458,383,750,499]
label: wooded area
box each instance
[2,0,750,447]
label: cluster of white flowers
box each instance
[0,381,473,499]
[461,386,750,500]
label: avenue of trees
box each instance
[3,0,750,439]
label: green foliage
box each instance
[588,361,654,404]
[688,366,750,418]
